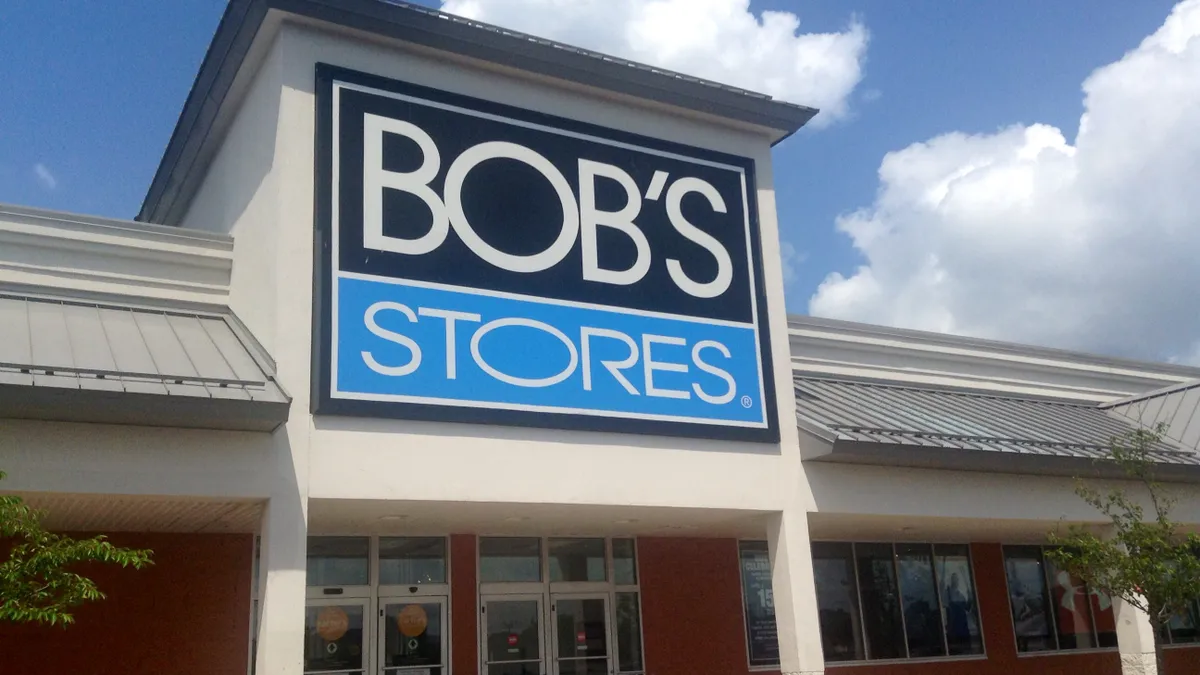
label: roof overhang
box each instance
[137,0,818,225]
[0,292,289,432]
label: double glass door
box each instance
[303,597,446,675]
[482,594,612,675]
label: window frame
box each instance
[1001,544,1118,656]
[739,539,988,668]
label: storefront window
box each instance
[896,544,944,658]
[811,542,865,662]
[747,541,984,664]
[615,592,643,673]
[856,543,906,660]
[549,538,606,582]
[307,536,370,587]
[1003,545,1117,653]
[379,536,447,585]
[1162,600,1200,644]
[480,537,542,583]
[936,545,984,656]
[613,539,638,586]
[738,541,780,667]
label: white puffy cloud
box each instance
[810,0,1200,364]
[440,0,868,126]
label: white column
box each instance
[1115,595,1159,675]
[253,434,309,675]
[768,508,826,675]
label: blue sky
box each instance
[1,0,1196,361]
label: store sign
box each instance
[313,65,777,441]
[738,541,780,667]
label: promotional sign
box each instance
[314,65,778,441]
[738,541,780,666]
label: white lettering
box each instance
[417,307,481,379]
[642,334,690,399]
[444,141,579,273]
[470,317,579,387]
[362,114,448,255]
[665,177,733,299]
[691,340,736,404]
[361,301,422,376]
[578,159,651,286]
[580,326,640,395]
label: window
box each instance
[750,541,984,664]
[480,537,542,582]
[738,541,780,667]
[613,538,638,586]
[1163,600,1200,644]
[549,537,607,582]
[613,538,644,674]
[1003,545,1117,653]
[379,536,447,585]
[307,536,370,587]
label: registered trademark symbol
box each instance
[740,395,753,408]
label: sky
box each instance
[0,0,1196,365]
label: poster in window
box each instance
[739,541,780,666]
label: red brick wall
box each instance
[0,532,252,675]
[450,533,479,675]
[638,537,760,675]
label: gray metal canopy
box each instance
[0,292,289,432]
[795,376,1200,479]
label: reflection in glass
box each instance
[486,600,541,664]
[304,604,365,673]
[1167,600,1200,644]
[307,537,369,587]
[856,543,905,660]
[380,537,446,585]
[556,598,609,656]
[615,592,643,672]
[1045,557,1096,649]
[481,538,542,583]
[383,602,442,670]
[811,542,865,662]
[934,545,984,656]
[549,538,607,582]
[613,539,637,586]
[738,540,779,666]
[1090,588,1119,648]
[896,544,946,658]
[1004,546,1056,652]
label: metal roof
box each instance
[1105,379,1200,452]
[139,0,818,225]
[0,292,289,431]
[795,377,1200,473]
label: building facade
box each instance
[3,2,1200,675]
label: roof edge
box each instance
[138,0,818,225]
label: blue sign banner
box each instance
[313,64,778,442]
[335,275,765,425]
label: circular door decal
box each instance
[398,604,429,637]
[316,606,350,642]
[507,633,519,646]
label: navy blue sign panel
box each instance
[313,64,779,442]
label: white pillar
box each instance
[768,508,825,675]
[253,434,309,675]
[1115,595,1159,675]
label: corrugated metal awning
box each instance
[0,293,289,431]
[795,376,1200,476]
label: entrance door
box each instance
[551,594,611,675]
[379,597,447,675]
[482,595,546,675]
[304,599,370,675]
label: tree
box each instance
[1046,425,1200,675]
[0,470,153,626]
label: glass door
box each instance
[305,599,370,675]
[551,594,612,675]
[482,595,546,675]
[379,597,447,675]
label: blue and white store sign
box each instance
[313,65,778,442]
